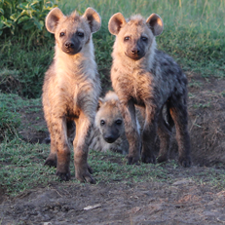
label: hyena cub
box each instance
[108,12,191,166]
[42,7,101,183]
[89,91,129,155]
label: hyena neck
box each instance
[54,38,97,76]
[112,38,157,72]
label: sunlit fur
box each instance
[42,7,101,183]
[109,12,191,167]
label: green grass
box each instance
[1,0,225,98]
[59,0,225,78]
[1,139,225,196]
[1,0,225,196]
[0,92,42,141]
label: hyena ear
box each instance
[146,13,163,36]
[98,98,104,109]
[45,8,65,34]
[108,13,126,35]
[82,7,101,33]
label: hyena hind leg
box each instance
[157,110,172,163]
[169,100,191,167]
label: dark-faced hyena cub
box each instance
[108,12,191,167]
[88,91,129,155]
[42,7,101,183]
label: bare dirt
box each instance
[1,72,225,225]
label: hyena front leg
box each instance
[141,104,157,164]
[48,117,71,181]
[73,112,95,184]
[169,98,191,167]
[44,111,57,167]
[44,138,57,167]
[120,100,141,165]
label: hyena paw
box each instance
[44,158,57,167]
[76,168,96,184]
[126,155,140,165]
[179,155,191,167]
[56,170,71,181]
[157,154,168,163]
[141,153,156,164]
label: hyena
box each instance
[108,12,191,166]
[88,91,129,155]
[42,7,101,183]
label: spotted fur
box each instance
[108,12,191,166]
[42,7,101,183]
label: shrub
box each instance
[0,0,57,39]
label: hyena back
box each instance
[42,7,101,183]
[108,13,191,166]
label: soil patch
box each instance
[1,72,225,224]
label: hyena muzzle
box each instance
[108,12,191,167]
[42,7,101,183]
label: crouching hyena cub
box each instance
[42,7,101,183]
[88,91,129,155]
[108,12,191,166]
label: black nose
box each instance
[104,135,117,143]
[131,48,140,55]
[65,42,75,49]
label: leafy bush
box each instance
[0,0,57,38]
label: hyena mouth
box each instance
[125,52,145,60]
[64,46,82,55]
[104,137,117,143]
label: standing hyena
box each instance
[108,12,191,166]
[42,7,101,183]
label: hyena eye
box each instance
[115,119,122,125]
[77,32,84,37]
[60,32,65,37]
[100,120,105,126]
[141,36,148,41]
[124,36,130,41]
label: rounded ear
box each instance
[97,98,104,110]
[108,12,126,35]
[45,8,65,33]
[146,13,163,36]
[82,7,101,33]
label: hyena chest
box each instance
[117,72,157,106]
[56,80,95,119]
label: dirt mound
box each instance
[1,178,225,224]
[187,73,225,166]
[1,72,225,224]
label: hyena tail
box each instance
[164,102,174,131]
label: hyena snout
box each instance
[125,40,146,60]
[63,39,81,55]
[65,41,75,49]
[100,120,123,143]
[103,129,121,143]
